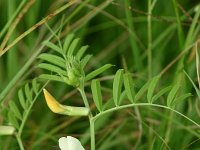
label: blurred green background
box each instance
[0,0,200,149]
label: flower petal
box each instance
[43,89,64,113]
[43,89,89,116]
[59,136,85,150]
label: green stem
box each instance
[172,0,184,49]
[15,134,25,150]
[18,82,48,136]
[147,0,152,79]
[78,86,90,111]
[90,119,95,150]
[78,81,95,150]
[93,103,200,128]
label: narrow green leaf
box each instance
[123,73,135,103]
[18,89,26,110]
[9,101,22,121]
[67,38,80,56]
[147,75,161,103]
[80,54,92,69]
[76,45,89,60]
[25,83,33,104]
[91,79,103,112]
[38,53,66,69]
[43,41,62,55]
[113,69,124,106]
[119,90,127,105]
[8,111,19,129]
[32,79,39,94]
[85,64,113,81]
[167,85,180,107]
[184,70,200,101]
[39,74,65,83]
[135,81,150,102]
[152,86,172,103]
[64,34,75,54]
[38,63,67,76]
[171,93,192,106]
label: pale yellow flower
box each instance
[43,89,89,116]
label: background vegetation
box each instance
[0,0,200,149]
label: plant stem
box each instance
[15,134,25,150]
[78,82,95,150]
[147,0,152,79]
[90,119,95,150]
[93,103,200,129]
[78,88,90,111]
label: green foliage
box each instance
[113,69,124,106]
[38,34,89,87]
[167,85,180,107]
[147,75,161,103]
[7,80,40,132]
[123,72,135,103]
[85,64,113,81]
[91,79,103,112]
[0,0,200,149]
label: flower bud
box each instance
[65,57,84,87]
[43,89,89,116]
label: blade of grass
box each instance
[0,0,77,56]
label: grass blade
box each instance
[184,70,200,101]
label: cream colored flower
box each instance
[59,136,85,150]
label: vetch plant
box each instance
[38,33,198,150]
[39,33,113,149]
[1,1,200,149]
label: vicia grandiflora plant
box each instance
[39,33,113,150]
[39,33,195,150]
[0,33,197,150]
